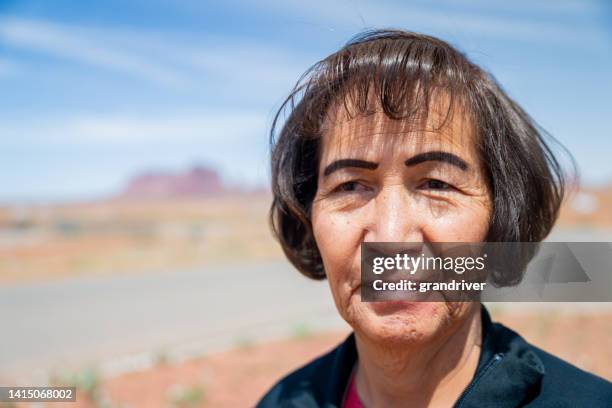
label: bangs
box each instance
[296,30,476,139]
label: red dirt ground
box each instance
[31,310,612,408]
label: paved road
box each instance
[1,227,611,383]
[0,261,347,383]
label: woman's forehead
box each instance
[319,108,476,162]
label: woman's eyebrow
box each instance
[323,159,378,177]
[404,151,468,171]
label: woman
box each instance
[257,30,611,407]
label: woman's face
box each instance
[311,105,492,345]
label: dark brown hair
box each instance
[269,29,572,282]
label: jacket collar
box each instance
[455,305,545,407]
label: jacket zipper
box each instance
[454,352,504,408]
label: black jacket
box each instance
[257,306,612,407]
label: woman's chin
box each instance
[349,299,453,346]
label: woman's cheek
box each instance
[423,201,491,242]
[313,211,363,287]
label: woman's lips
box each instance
[367,298,437,315]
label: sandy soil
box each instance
[0,195,283,283]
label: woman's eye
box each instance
[334,181,368,193]
[420,179,453,191]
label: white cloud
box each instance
[402,0,600,16]
[184,42,310,87]
[0,18,192,87]
[65,111,268,144]
[0,16,313,93]
[0,110,270,147]
[0,57,18,77]
[248,0,608,50]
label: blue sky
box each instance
[0,0,610,202]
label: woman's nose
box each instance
[366,185,423,243]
